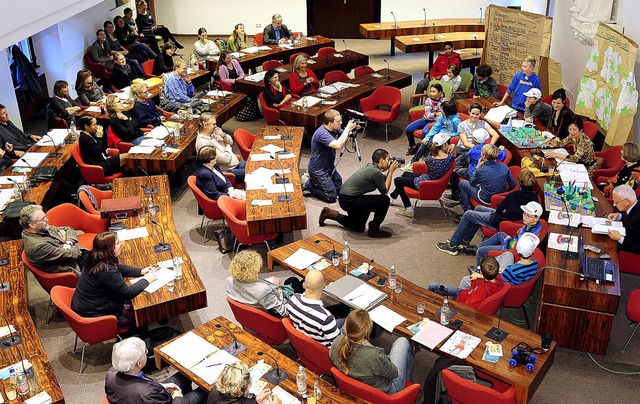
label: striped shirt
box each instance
[502,259,539,285]
[286,294,339,347]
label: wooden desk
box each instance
[205,92,247,125]
[154,316,367,403]
[234,50,369,97]
[267,233,556,404]
[360,18,484,55]
[245,126,307,236]
[0,240,64,403]
[278,69,412,127]
[112,176,207,326]
[206,36,336,73]
[395,32,485,68]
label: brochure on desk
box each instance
[323,275,387,311]
[548,232,579,253]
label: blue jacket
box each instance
[195,163,232,200]
[425,113,461,141]
[470,160,516,204]
[468,144,506,177]
[507,71,541,111]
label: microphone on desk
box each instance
[432,23,437,41]
[562,223,582,261]
[391,11,399,29]
[382,59,391,80]
[485,303,509,342]
[214,323,247,356]
[558,187,577,233]
[315,239,341,260]
[0,268,10,292]
[479,7,484,24]
[12,345,31,379]
[138,166,158,194]
[423,8,427,27]
[0,313,21,347]
[472,34,479,55]
[150,219,171,253]
[269,155,289,184]
[258,351,289,385]
[270,156,292,203]
[41,133,62,158]
[342,39,348,51]
[330,83,343,100]
[276,119,293,141]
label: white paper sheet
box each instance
[244,174,271,190]
[260,144,284,154]
[250,153,273,162]
[0,189,13,212]
[206,90,231,97]
[251,199,273,206]
[283,248,322,270]
[272,386,301,404]
[0,176,24,185]
[484,105,516,123]
[85,106,101,112]
[159,331,218,369]
[190,349,240,385]
[116,226,149,241]
[130,267,176,293]
[277,153,296,159]
[37,129,68,146]
[12,152,48,168]
[266,183,294,194]
[369,305,407,332]
[264,135,282,140]
[145,126,172,139]
[140,138,165,147]
[343,284,387,310]
[243,71,267,82]
[128,146,155,154]
[292,96,322,108]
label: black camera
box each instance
[344,109,368,137]
[390,156,405,165]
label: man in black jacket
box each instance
[263,13,293,45]
[0,104,41,158]
[106,337,206,404]
[607,185,640,254]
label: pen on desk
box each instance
[348,294,363,301]
[206,363,222,368]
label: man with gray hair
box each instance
[20,205,86,276]
[195,112,245,182]
[607,184,640,254]
[105,337,206,403]
[263,13,293,44]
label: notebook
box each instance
[323,275,387,311]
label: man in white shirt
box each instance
[195,112,245,183]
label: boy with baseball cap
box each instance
[523,87,552,124]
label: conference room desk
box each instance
[456,97,621,355]
[246,126,307,236]
[278,69,412,128]
[205,36,336,73]
[154,316,367,403]
[0,240,65,403]
[360,18,485,56]
[267,233,556,404]
[395,32,485,67]
[234,50,369,97]
[112,176,207,326]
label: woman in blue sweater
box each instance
[131,83,165,127]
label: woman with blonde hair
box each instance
[131,82,165,127]
[207,362,281,403]
[329,309,414,394]
[228,23,247,52]
[105,94,145,145]
[288,54,319,96]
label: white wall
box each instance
[380,0,516,21]
[154,1,307,37]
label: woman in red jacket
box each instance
[289,54,319,96]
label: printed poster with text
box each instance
[575,23,638,146]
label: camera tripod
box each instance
[335,121,367,170]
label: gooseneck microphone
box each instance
[485,303,509,342]
[391,11,399,29]
[276,119,293,141]
[214,323,247,356]
[7,178,24,202]
[269,156,291,203]
[342,39,348,51]
[423,9,427,27]
[138,166,158,194]
[382,59,391,80]
[150,219,171,253]
[42,133,62,158]
[269,155,289,184]
[0,313,21,347]
[432,23,437,41]
[562,223,583,260]
[330,83,343,100]
[314,239,341,260]
[258,351,289,385]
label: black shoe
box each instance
[368,227,392,238]
[405,145,418,155]
[462,244,478,255]
[174,42,184,49]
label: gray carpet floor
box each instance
[25,38,639,403]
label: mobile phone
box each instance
[376,277,387,287]
[450,319,463,330]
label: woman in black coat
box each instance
[105,94,145,145]
[48,80,81,125]
[71,231,158,327]
[77,115,129,176]
[152,42,176,76]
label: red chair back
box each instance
[233,128,256,161]
[261,60,283,71]
[72,143,123,185]
[474,282,511,316]
[22,251,77,295]
[218,196,276,246]
[142,60,155,78]
[594,145,624,179]
[258,92,282,125]
[253,33,264,46]
[354,65,375,77]
[497,84,508,100]
[78,186,113,215]
[324,70,349,84]
[282,318,332,375]
[583,121,598,141]
[84,52,111,79]
[289,52,310,65]
[317,47,337,58]
[360,86,402,122]
[187,175,224,222]
[487,249,545,308]
[107,127,123,149]
[226,297,287,345]
[441,369,518,404]
[499,219,549,243]
[47,203,109,235]
[330,367,421,404]
[406,161,456,202]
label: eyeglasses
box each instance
[613,198,628,206]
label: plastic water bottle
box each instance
[13,181,21,200]
[388,265,397,290]
[70,121,77,139]
[161,143,167,157]
[296,365,307,395]
[342,241,350,265]
[173,127,180,143]
[313,378,322,400]
[187,106,193,120]
[16,368,29,396]
[22,174,30,193]
[440,297,451,326]
[9,367,17,390]
[147,195,156,219]
[173,257,183,280]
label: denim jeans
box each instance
[476,232,509,266]
[410,140,433,163]
[405,118,428,147]
[229,160,246,184]
[309,171,343,203]
[450,205,495,246]
[388,337,414,394]
[459,180,482,211]
[128,59,144,78]
[130,42,157,59]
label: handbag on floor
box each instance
[236,98,261,122]
[214,227,234,253]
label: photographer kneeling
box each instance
[305,109,359,203]
[319,149,399,238]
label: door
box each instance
[307,0,380,39]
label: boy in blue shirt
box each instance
[494,56,541,112]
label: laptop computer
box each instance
[578,235,615,283]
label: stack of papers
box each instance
[0,176,24,185]
[484,105,517,123]
[140,138,165,147]
[207,90,231,97]
[283,248,322,270]
[482,342,503,363]
[130,267,176,293]
[292,96,323,108]
[369,305,406,332]
[558,163,592,190]
[260,144,284,154]
[128,146,155,154]
[12,152,48,168]
[542,148,569,164]
[37,129,68,146]
[241,46,271,54]
[324,275,387,311]
[145,126,172,139]
[547,211,582,227]
[0,189,13,212]
[588,217,626,236]
[548,232,578,252]
[318,82,355,94]
[410,319,454,349]
[243,71,267,82]
[439,330,481,359]
[85,106,102,113]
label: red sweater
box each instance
[289,69,319,96]
[456,275,504,309]
[429,52,461,80]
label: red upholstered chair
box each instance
[330,367,421,404]
[282,318,332,375]
[253,33,264,46]
[233,128,256,161]
[324,70,349,85]
[498,148,512,165]
[594,145,624,180]
[474,282,511,316]
[51,286,128,374]
[187,175,225,243]
[289,52,310,65]
[497,219,549,244]
[317,47,337,58]
[218,196,277,253]
[404,161,456,222]
[22,251,77,327]
[441,369,518,404]
[261,60,283,71]
[583,121,598,141]
[226,297,287,345]
[47,203,109,249]
[622,289,640,352]
[354,65,375,78]
[619,250,640,275]
[497,84,508,100]
[102,397,110,404]
[488,248,545,330]
[72,143,123,185]
[360,86,402,142]
[107,127,133,154]
[78,186,113,215]
[142,60,155,78]
[470,165,521,210]
[84,51,111,79]
[258,92,282,126]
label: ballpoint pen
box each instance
[206,363,222,368]
[348,294,363,301]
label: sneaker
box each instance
[300,172,309,186]
[400,163,414,172]
[467,265,479,275]
[462,244,478,255]
[396,208,414,218]
[436,241,459,256]
[441,193,461,204]
[405,145,418,155]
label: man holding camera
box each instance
[319,149,399,238]
[305,109,359,203]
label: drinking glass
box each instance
[417,302,425,314]
[395,282,403,294]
